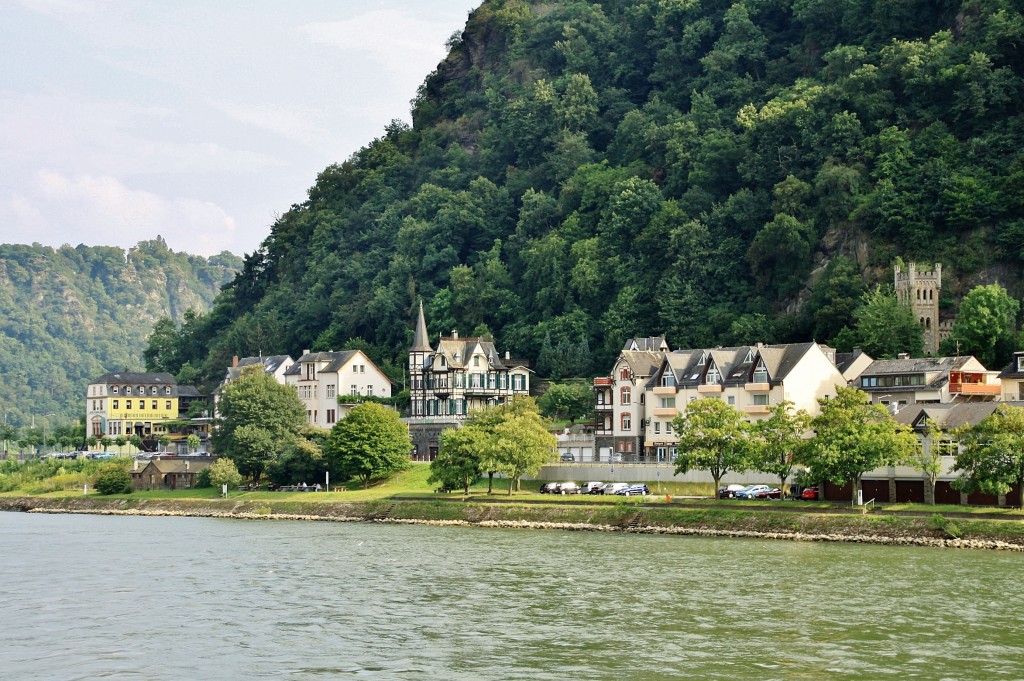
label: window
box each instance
[752,362,768,383]
[474,356,480,367]
[151,387,158,395]
[654,421,660,434]
[488,373,496,389]
[620,413,631,431]
[165,401,171,410]
[327,409,336,424]
[754,394,769,406]
[112,386,119,394]
[621,387,631,404]
[113,400,119,410]
[1017,356,1024,372]
[351,385,358,395]
[152,400,158,410]
[165,387,171,395]
[326,384,336,399]
[666,422,673,434]
[359,364,366,374]
[698,353,707,365]
[727,395,735,405]
[660,373,675,387]
[620,368,630,381]
[659,397,675,408]
[126,400,132,410]
[367,386,374,396]
[706,366,720,385]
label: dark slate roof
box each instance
[997,353,1024,379]
[411,301,432,352]
[651,343,826,389]
[92,372,176,385]
[835,348,869,375]
[321,351,359,373]
[622,336,669,352]
[898,402,1024,431]
[861,355,976,376]
[432,338,508,370]
[176,385,203,397]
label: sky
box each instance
[0,0,478,257]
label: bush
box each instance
[208,458,242,489]
[95,466,132,495]
[195,467,212,488]
[927,513,962,539]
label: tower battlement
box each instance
[894,262,942,354]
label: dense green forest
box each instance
[0,238,241,428]
[147,0,1024,393]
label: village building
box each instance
[86,371,208,453]
[131,457,212,491]
[855,355,1000,411]
[407,303,531,460]
[283,350,392,429]
[997,350,1024,402]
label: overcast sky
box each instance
[0,0,477,257]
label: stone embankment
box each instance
[3,496,1022,551]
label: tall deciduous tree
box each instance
[954,405,1024,509]
[672,398,753,497]
[464,397,556,495]
[324,403,411,488]
[806,386,918,502]
[429,426,488,494]
[538,382,595,423]
[751,401,811,497]
[212,367,306,482]
[941,283,1020,368]
[852,285,924,359]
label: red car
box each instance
[801,486,819,500]
[754,487,782,499]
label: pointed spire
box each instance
[411,301,432,352]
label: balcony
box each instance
[744,405,770,415]
[653,385,676,395]
[951,383,1001,396]
[593,377,612,387]
[744,382,770,392]
[652,407,678,417]
[697,384,723,394]
[594,401,613,411]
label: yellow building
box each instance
[86,371,183,444]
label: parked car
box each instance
[754,487,783,499]
[539,482,560,494]
[580,481,606,494]
[90,452,115,460]
[801,486,820,500]
[618,484,649,496]
[718,483,746,499]
[734,484,771,499]
[556,482,581,494]
[601,482,629,495]
[560,452,575,462]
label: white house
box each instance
[284,349,392,429]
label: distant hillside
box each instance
[0,237,241,428]
[149,0,1024,391]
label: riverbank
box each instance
[4,495,1024,551]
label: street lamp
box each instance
[40,413,55,457]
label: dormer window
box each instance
[660,372,675,388]
[706,366,721,385]
[440,356,447,368]
[112,386,119,394]
[752,361,768,384]
[165,387,171,395]
[619,368,630,381]
[1018,356,1024,372]
[745,350,754,363]
[698,353,707,366]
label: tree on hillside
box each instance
[953,405,1024,509]
[324,403,411,488]
[940,283,1020,368]
[851,285,925,359]
[672,398,753,498]
[805,386,918,503]
[538,382,595,424]
[212,367,306,483]
[429,426,489,494]
[750,400,811,497]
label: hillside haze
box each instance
[149,0,1022,392]
[0,237,241,428]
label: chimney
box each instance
[232,355,239,367]
[505,351,510,360]
[303,349,310,356]
[452,330,459,339]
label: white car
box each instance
[556,482,580,494]
[580,482,605,494]
[601,482,629,495]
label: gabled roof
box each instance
[321,351,359,373]
[432,337,508,370]
[133,459,212,475]
[899,402,1024,431]
[649,342,826,388]
[619,349,665,379]
[997,352,1024,379]
[623,336,670,352]
[835,348,869,375]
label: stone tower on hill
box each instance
[895,262,942,355]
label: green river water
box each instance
[1,512,1020,680]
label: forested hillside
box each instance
[0,238,241,427]
[148,0,1024,391]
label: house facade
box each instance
[998,351,1024,401]
[86,372,206,451]
[407,303,531,459]
[593,337,670,462]
[283,350,392,429]
[131,458,212,491]
[856,355,1000,411]
[641,342,845,460]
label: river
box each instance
[1,512,1021,680]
